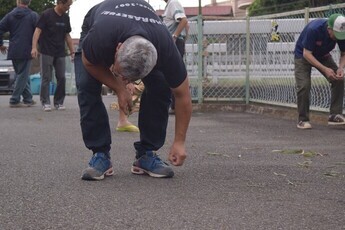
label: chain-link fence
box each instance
[187,3,345,113]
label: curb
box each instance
[192,102,329,125]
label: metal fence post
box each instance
[304,7,310,25]
[197,5,203,104]
[245,15,250,104]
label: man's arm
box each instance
[303,48,338,80]
[336,51,345,79]
[65,33,75,60]
[169,77,192,166]
[31,27,41,58]
[185,20,190,40]
[81,52,132,114]
[0,14,9,53]
[173,17,188,39]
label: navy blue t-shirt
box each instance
[36,8,71,57]
[82,0,187,88]
[294,19,345,60]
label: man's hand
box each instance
[126,83,135,95]
[168,143,187,166]
[323,67,337,80]
[70,52,75,62]
[336,68,345,80]
[31,48,39,59]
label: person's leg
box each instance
[53,56,66,107]
[21,59,35,105]
[175,38,185,57]
[295,57,312,122]
[75,52,112,154]
[9,59,33,105]
[319,56,344,115]
[75,52,113,180]
[134,70,171,157]
[40,54,53,106]
[116,109,139,132]
[131,70,174,177]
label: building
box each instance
[156,0,254,19]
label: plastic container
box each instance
[30,74,41,95]
[29,74,56,95]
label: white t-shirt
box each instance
[162,0,187,38]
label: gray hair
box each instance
[19,0,31,5]
[117,36,157,81]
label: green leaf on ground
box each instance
[207,152,230,158]
[302,151,317,158]
[272,149,318,158]
[272,149,304,154]
[297,160,312,168]
[324,170,340,177]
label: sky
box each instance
[69,0,211,38]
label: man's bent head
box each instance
[115,36,157,82]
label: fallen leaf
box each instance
[297,160,312,168]
[302,151,317,158]
[273,172,287,177]
[207,152,230,157]
[324,170,340,177]
[272,149,304,154]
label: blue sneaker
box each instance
[81,152,114,180]
[131,151,174,178]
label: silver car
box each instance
[0,41,15,94]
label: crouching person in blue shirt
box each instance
[294,13,345,129]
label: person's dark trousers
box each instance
[295,56,344,122]
[134,70,172,159]
[74,52,111,154]
[170,38,186,110]
[40,54,66,106]
[9,59,33,104]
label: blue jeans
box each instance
[9,59,33,104]
[40,54,66,106]
[74,52,171,157]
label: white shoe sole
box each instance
[131,166,171,178]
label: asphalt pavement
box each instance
[0,95,344,230]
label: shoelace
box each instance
[145,152,165,167]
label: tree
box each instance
[248,0,343,16]
[0,0,55,19]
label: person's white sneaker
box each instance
[55,104,66,110]
[297,121,312,129]
[42,104,52,112]
[328,114,345,125]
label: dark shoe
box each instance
[297,121,312,129]
[9,102,25,108]
[24,100,36,107]
[81,152,114,180]
[131,151,174,178]
[328,114,345,125]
